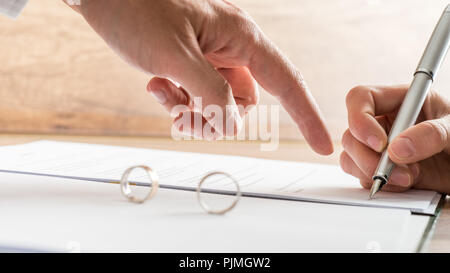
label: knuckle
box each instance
[346,86,362,106]
[227,6,259,40]
[427,90,450,117]
[339,152,351,173]
[341,129,352,150]
[346,85,370,107]
[233,6,248,18]
[227,3,252,23]
[348,118,368,144]
[422,120,448,146]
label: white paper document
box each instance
[0,140,442,215]
[0,172,431,252]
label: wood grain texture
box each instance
[0,134,343,164]
[0,0,171,136]
[0,134,447,252]
[0,0,449,139]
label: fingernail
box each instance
[367,135,382,152]
[150,90,167,104]
[390,169,411,187]
[391,137,415,159]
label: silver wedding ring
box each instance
[120,165,159,204]
[196,171,241,215]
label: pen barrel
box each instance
[373,73,432,181]
[387,73,432,143]
[416,5,450,79]
[373,5,450,187]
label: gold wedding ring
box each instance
[120,165,159,204]
[120,167,241,214]
[196,171,241,215]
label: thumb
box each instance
[147,77,192,117]
[388,115,450,164]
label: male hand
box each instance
[340,85,450,194]
[65,0,333,155]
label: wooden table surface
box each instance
[0,134,448,252]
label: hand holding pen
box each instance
[340,5,450,197]
[340,85,450,195]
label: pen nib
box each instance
[369,178,383,199]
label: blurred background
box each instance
[0,0,449,141]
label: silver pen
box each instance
[369,5,450,199]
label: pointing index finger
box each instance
[247,32,333,155]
